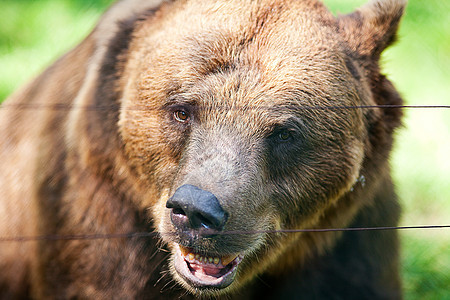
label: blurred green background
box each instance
[0,0,448,298]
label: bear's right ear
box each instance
[337,0,407,59]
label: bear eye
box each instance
[173,110,190,123]
[277,129,293,142]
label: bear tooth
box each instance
[221,255,238,266]
[188,253,195,261]
[179,246,190,256]
[214,257,220,265]
[195,254,200,260]
[208,257,213,263]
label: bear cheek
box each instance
[269,137,365,229]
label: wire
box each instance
[0,103,449,111]
[1,225,448,243]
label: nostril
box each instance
[172,207,186,216]
[193,213,215,229]
[170,208,189,230]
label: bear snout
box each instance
[166,184,229,235]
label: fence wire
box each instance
[1,225,449,243]
[0,103,449,111]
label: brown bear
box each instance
[0,0,406,298]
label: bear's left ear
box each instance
[338,0,407,59]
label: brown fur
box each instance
[0,0,406,298]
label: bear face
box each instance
[113,0,403,295]
[0,0,406,298]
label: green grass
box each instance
[1,1,449,299]
[402,234,450,300]
[0,0,114,100]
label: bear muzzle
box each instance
[166,184,244,289]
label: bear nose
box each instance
[166,184,228,232]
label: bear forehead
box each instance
[135,0,344,71]
[128,0,358,103]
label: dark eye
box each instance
[173,110,190,123]
[277,129,293,142]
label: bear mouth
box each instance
[173,243,243,289]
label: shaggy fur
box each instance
[0,0,406,298]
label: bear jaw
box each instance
[172,243,243,290]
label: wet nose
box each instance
[166,184,228,232]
